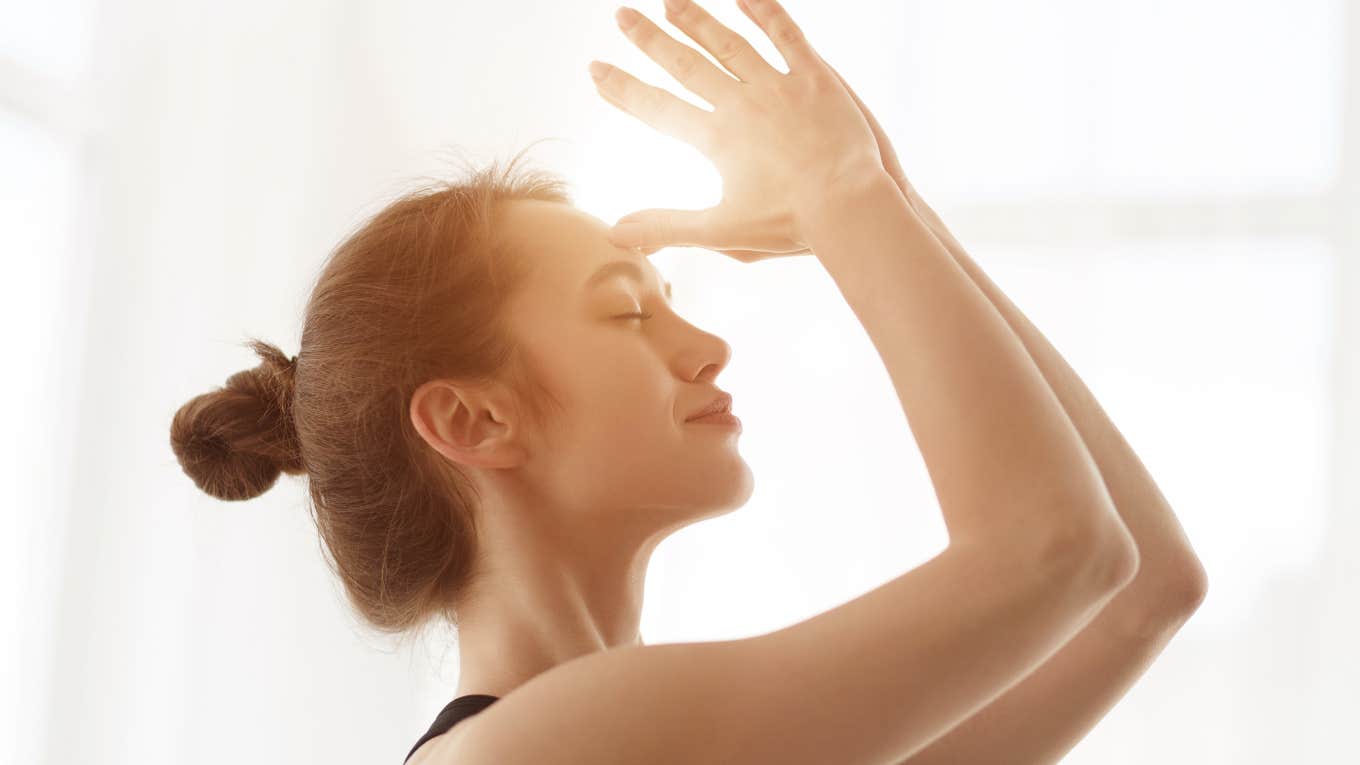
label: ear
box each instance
[408,378,526,469]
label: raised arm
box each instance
[795,170,1127,551]
[806,58,1209,765]
[600,0,1134,550]
[535,4,1159,763]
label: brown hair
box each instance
[169,145,571,640]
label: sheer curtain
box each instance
[4,0,1355,762]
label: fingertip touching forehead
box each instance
[496,198,672,304]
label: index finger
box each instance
[591,61,715,153]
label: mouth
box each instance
[686,410,741,430]
[684,392,734,422]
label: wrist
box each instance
[792,169,905,243]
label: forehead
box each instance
[496,198,662,288]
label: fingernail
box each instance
[589,61,607,81]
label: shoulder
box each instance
[406,694,502,764]
[406,721,479,765]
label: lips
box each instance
[685,392,733,422]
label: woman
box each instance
[171,1,1207,763]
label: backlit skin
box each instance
[405,0,1208,760]
[407,198,754,702]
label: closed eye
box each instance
[614,312,654,322]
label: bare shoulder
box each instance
[446,638,770,764]
[432,541,1122,765]
[404,640,752,764]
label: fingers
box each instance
[615,6,740,108]
[590,60,714,152]
[736,0,820,74]
[662,0,781,86]
[608,207,715,249]
[820,57,908,188]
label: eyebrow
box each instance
[583,259,673,300]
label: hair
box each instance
[169,144,573,641]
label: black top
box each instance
[405,694,501,763]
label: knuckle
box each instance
[671,51,699,80]
[711,37,745,65]
[772,24,804,46]
[773,74,803,99]
[646,88,670,118]
[804,66,835,89]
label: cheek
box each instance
[554,326,672,412]
[585,365,672,420]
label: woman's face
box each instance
[494,198,753,538]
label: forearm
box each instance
[899,187,1209,624]
[797,172,1130,557]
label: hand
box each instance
[632,56,923,260]
[592,0,885,262]
[821,60,947,247]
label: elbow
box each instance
[1166,555,1210,616]
[1120,556,1210,640]
[1036,516,1142,595]
[1095,520,1142,590]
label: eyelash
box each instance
[615,311,654,322]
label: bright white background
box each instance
[3,0,1356,762]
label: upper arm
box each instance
[890,566,1204,765]
[451,536,1132,765]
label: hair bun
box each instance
[170,338,304,501]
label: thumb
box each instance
[608,208,717,249]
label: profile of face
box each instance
[417,198,755,560]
